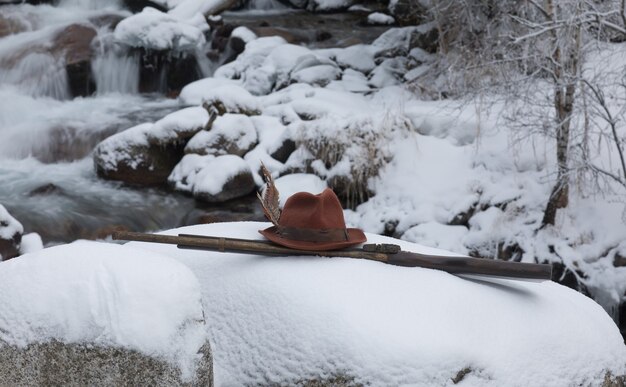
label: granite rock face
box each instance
[0,340,213,387]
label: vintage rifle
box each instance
[112,231,552,281]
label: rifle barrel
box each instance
[112,231,552,281]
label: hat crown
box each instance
[278,188,346,230]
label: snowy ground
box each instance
[1,222,623,386]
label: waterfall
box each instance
[91,33,140,95]
[0,51,71,100]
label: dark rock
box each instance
[194,169,256,203]
[389,0,427,26]
[614,252,626,267]
[617,294,626,343]
[549,260,591,297]
[0,340,212,386]
[496,242,524,262]
[0,206,22,261]
[138,49,202,94]
[410,25,439,53]
[0,233,21,261]
[28,183,65,197]
[122,0,168,13]
[229,35,247,56]
[270,138,296,163]
[316,30,332,42]
[383,219,399,237]
[449,202,486,227]
[52,24,98,97]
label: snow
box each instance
[168,0,232,19]
[114,7,205,51]
[168,153,214,192]
[307,0,352,11]
[149,106,209,142]
[180,82,261,114]
[367,12,395,25]
[230,26,257,44]
[184,113,258,156]
[19,233,43,255]
[95,106,207,172]
[192,154,251,196]
[0,240,207,380]
[117,221,626,386]
[0,204,23,240]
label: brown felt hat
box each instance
[259,188,367,251]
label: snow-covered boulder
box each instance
[192,155,255,202]
[125,221,626,386]
[0,241,212,386]
[0,204,23,261]
[94,106,208,185]
[214,37,317,95]
[367,12,395,25]
[290,64,341,87]
[185,113,258,157]
[169,154,256,202]
[114,7,205,52]
[180,81,261,116]
[372,23,439,57]
[168,0,239,19]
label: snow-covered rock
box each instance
[185,113,258,157]
[169,154,256,202]
[180,82,261,115]
[192,155,255,202]
[94,106,208,185]
[123,221,626,386]
[168,0,238,19]
[114,7,205,51]
[372,23,439,56]
[0,204,23,261]
[367,12,395,25]
[290,64,341,87]
[214,37,319,95]
[0,240,211,385]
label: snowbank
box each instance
[0,240,208,380]
[125,221,626,386]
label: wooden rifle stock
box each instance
[112,231,552,281]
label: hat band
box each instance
[276,226,349,242]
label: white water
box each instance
[245,0,289,10]
[91,31,141,95]
[57,0,123,10]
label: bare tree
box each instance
[421,0,624,227]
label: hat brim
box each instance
[259,226,367,251]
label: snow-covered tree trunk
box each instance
[541,0,583,227]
